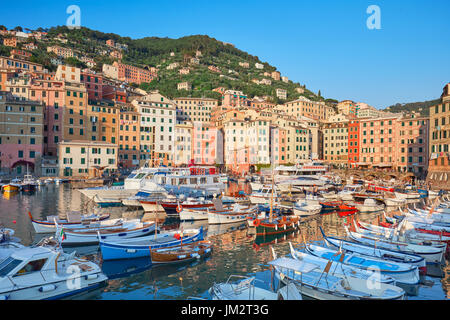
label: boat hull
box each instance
[99,228,204,261]
[61,223,156,246]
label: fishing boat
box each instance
[319,201,343,211]
[346,225,445,264]
[394,189,421,200]
[287,243,396,284]
[179,199,234,221]
[93,195,123,208]
[320,227,425,273]
[306,242,420,285]
[150,240,213,264]
[383,193,407,206]
[21,173,39,192]
[28,211,111,234]
[209,275,303,300]
[207,203,258,225]
[253,216,301,236]
[0,246,107,300]
[2,178,22,193]
[292,200,322,217]
[358,217,449,250]
[403,208,450,225]
[356,215,449,255]
[99,226,204,261]
[269,256,405,300]
[56,219,156,245]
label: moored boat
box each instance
[0,246,108,300]
[346,225,445,264]
[28,211,111,234]
[56,219,156,245]
[99,226,204,261]
[269,256,405,300]
[150,240,212,264]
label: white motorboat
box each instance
[352,198,384,213]
[249,185,279,205]
[337,184,364,201]
[0,246,107,300]
[28,211,111,234]
[209,275,302,300]
[293,200,322,217]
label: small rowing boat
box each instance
[150,240,212,264]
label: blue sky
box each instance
[1,0,449,108]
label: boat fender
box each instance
[0,295,8,300]
[253,219,261,227]
[39,284,56,292]
[85,274,99,280]
[282,216,287,222]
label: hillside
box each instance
[1,25,324,104]
[383,99,439,116]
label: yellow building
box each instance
[58,140,118,178]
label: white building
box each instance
[276,88,287,100]
[131,92,176,165]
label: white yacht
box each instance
[79,165,225,201]
[274,162,332,192]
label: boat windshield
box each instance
[0,257,23,277]
[134,173,146,180]
[127,173,137,179]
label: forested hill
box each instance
[383,99,440,116]
[17,25,325,103]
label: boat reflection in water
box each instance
[101,257,153,280]
[253,229,300,251]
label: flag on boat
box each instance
[60,227,66,241]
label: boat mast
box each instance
[269,163,274,223]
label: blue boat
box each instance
[99,226,204,261]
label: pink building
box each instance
[4,77,65,156]
[192,122,218,165]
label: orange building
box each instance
[118,105,140,168]
[87,100,119,145]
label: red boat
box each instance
[337,204,358,217]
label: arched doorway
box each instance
[11,160,35,175]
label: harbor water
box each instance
[0,183,449,300]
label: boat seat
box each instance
[46,215,59,222]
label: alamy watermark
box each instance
[366,5,381,30]
[66,5,81,30]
